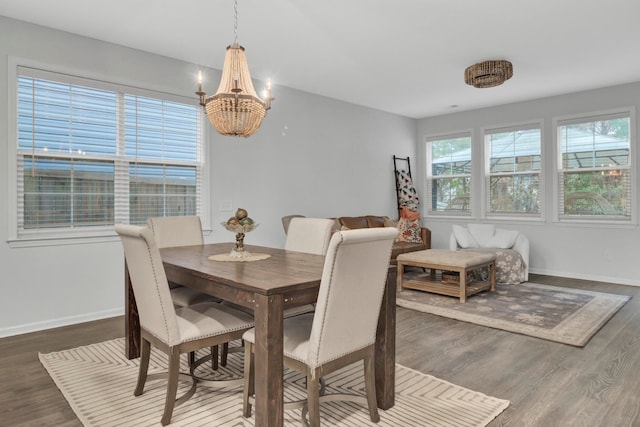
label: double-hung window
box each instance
[13,66,203,241]
[484,124,542,218]
[425,133,472,215]
[556,110,632,222]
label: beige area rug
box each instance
[397,281,631,347]
[40,338,508,427]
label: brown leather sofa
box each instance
[337,215,431,264]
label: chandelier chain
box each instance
[233,0,238,44]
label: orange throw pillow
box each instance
[400,206,420,221]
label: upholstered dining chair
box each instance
[147,216,229,369]
[116,224,255,426]
[284,217,336,256]
[242,227,398,426]
[280,217,336,320]
[147,216,220,307]
[281,214,305,235]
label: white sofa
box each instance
[449,224,529,284]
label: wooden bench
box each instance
[396,249,496,303]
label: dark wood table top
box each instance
[160,242,325,295]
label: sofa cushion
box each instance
[487,229,520,249]
[467,223,496,247]
[452,224,479,248]
[339,216,369,229]
[384,217,397,228]
[365,215,386,227]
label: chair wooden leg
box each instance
[221,342,229,366]
[306,368,321,427]
[211,345,219,370]
[364,353,380,423]
[134,338,151,396]
[161,347,181,426]
[188,351,195,367]
[242,342,255,418]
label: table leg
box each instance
[375,268,397,410]
[459,267,467,303]
[253,293,284,427]
[396,262,404,292]
[490,261,496,291]
[124,259,141,359]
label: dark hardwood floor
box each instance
[2,274,639,426]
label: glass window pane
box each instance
[489,174,540,213]
[72,160,114,225]
[430,177,471,212]
[24,157,71,228]
[18,76,117,155]
[23,156,114,228]
[560,119,629,170]
[129,164,197,224]
[562,170,628,216]
[489,129,541,173]
[431,137,471,176]
[125,95,198,162]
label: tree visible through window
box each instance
[16,68,201,235]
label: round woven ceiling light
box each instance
[464,60,513,88]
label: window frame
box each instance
[481,120,545,221]
[7,57,211,246]
[424,130,474,217]
[552,108,636,225]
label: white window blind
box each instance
[16,66,202,236]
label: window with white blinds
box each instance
[484,123,542,218]
[556,111,632,222]
[16,67,202,236]
[425,133,472,216]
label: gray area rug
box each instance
[397,281,630,347]
[40,338,509,426]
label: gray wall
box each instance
[417,84,640,285]
[0,16,416,336]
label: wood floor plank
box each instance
[1,275,637,426]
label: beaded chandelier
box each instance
[196,0,273,137]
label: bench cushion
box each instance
[397,249,495,268]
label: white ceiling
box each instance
[2,0,640,119]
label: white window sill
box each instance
[8,229,120,248]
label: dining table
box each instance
[124,242,397,427]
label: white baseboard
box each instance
[0,308,123,338]
[529,267,639,287]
